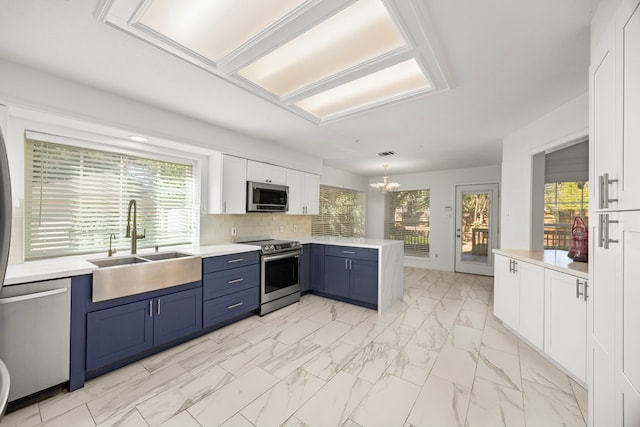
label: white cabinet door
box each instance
[617,211,640,426]
[617,0,640,210]
[286,170,319,215]
[208,154,246,214]
[303,173,320,215]
[286,169,304,215]
[247,160,286,185]
[545,269,587,382]
[518,261,545,349]
[494,255,519,328]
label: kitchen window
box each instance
[312,185,365,238]
[544,181,588,250]
[24,134,195,260]
[384,189,430,258]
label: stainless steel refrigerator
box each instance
[0,125,11,416]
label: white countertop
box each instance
[493,248,589,279]
[300,236,404,249]
[4,244,261,286]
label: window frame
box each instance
[312,185,366,238]
[384,188,431,259]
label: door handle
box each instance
[149,300,153,318]
[157,298,161,315]
[599,173,619,209]
[601,214,619,249]
[228,278,244,284]
[227,302,243,309]
[576,279,583,299]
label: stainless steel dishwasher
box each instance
[0,277,71,402]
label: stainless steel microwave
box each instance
[247,181,289,212]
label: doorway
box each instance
[454,183,499,276]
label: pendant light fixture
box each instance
[370,164,400,192]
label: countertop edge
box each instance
[493,249,589,279]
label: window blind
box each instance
[312,185,365,238]
[545,140,588,183]
[24,135,194,260]
[385,189,430,258]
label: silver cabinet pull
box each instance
[601,214,619,249]
[349,259,352,270]
[584,281,589,301]
[227,302,243,310]
[345,259,348,270]
[343,250,356,254]
[157,298,161,315]
[149,300,153,318]
[228,258,244,263]
[599,173,619,209]
[508,259,513,273]
[228,278,244,284]
[576,279,583,299]
[512,260,518,274]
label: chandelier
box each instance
[370,164,400,192]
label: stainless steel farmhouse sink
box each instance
[89,252,201,302]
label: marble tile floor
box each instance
[1,268,588,427]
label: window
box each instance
[312,185,365,237]
[544,181,588,250]
[384,189,430,257]
[24,135,195,260]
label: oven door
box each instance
[261,250,300,303]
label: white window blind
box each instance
[312,185,365,237]
[24,134,194,260]
[385,189,430,258]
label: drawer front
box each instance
[203,288,259,328]
[203,264,259,300]
[203,251,259,274]
[323,245,378,261]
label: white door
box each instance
[454,184,499,275]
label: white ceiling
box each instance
[0,0,597,177]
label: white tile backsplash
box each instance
[200,213,312,245]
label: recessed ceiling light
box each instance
[238,0,406,97]
[295,58,431,119]
[128,135,149,142]
[138,0,306,62]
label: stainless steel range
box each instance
[240,239,301,315]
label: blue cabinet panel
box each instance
[203,251,260,274]
[203,287,259,328]
[153,288,202,346]
[323,256,350,298]
[86,299,153,371]
[203,264,259,300]
[300,244,311,293]
[350,259,378,305]
[324,245,378,261]
[311,244,325,292]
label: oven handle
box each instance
[261,249,302,262]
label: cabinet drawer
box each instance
[203,264,259,300]
[203,251,259,274]
[323,245,378,261]
[203,288,259,328]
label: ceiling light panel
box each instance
[295,58,431,119]
[238,0,407,97]
[137,0,306,62]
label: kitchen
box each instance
[0,0,637,426]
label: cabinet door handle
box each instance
[508,259,513,273]
[584,281,589,301]
[228,278,244,284]
[227,302,243,310]
[157,298,161,315]
[228,258,244,263]
[149,300,153,318]
[512,261,517,274]
[576,279,583,299]
[602,214,619,249]
[345,259,348,270]
[349,259,352,270]
[600,173,619,209]
[343,250,356,254]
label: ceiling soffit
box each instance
[95,0,453,124]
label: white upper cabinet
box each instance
[247,160,286,185]
[208,153,247,214]
[286,169,320,215]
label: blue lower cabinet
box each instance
[153,288,202,346]
[323,256,350,298]
[86,287,202,372]
[86,299,154,371]
[349,259,378,305]
[203,287,259,328]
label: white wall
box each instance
[500,93,589,250]
[320,165,369,192]
[367,165,501,271]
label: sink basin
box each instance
[89,252,202,302]
[89,256,149,268]
[139,251,192,261]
